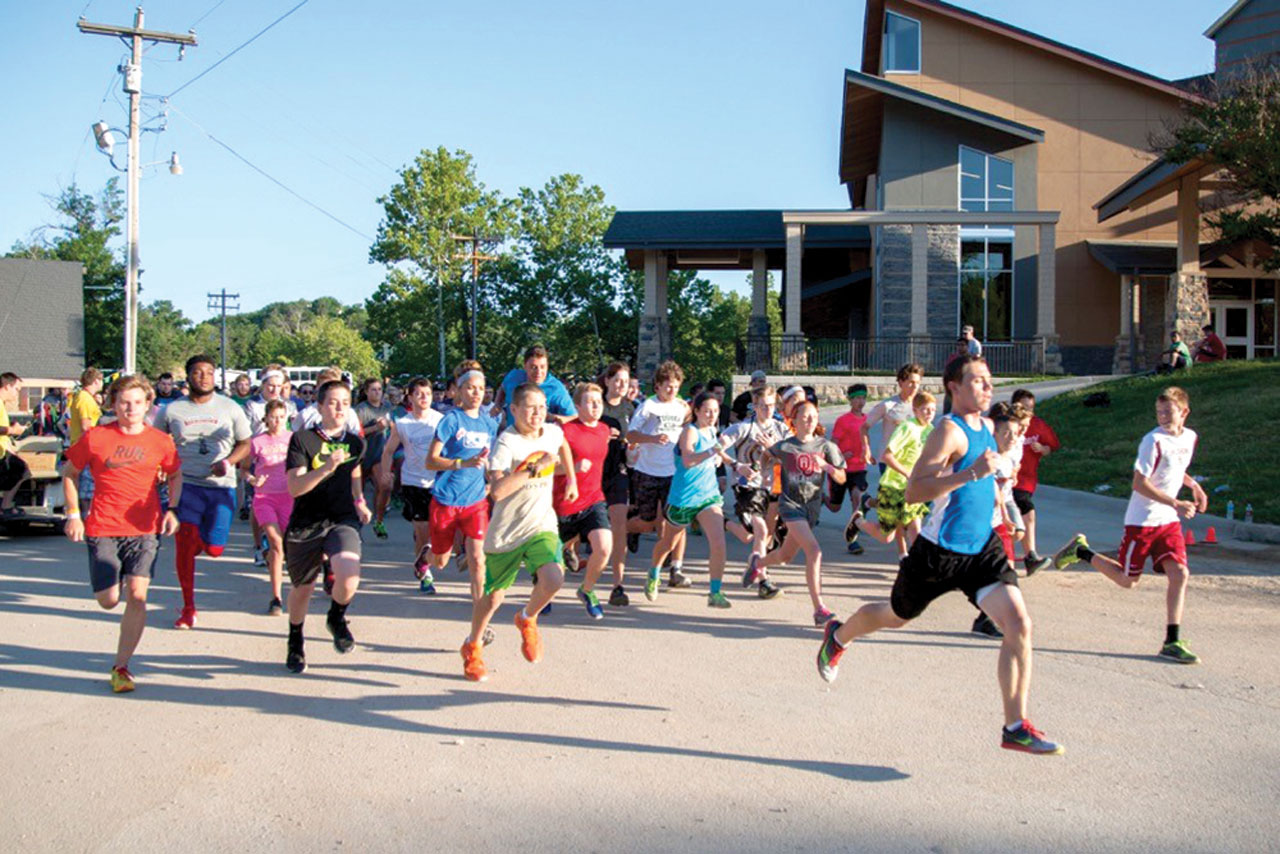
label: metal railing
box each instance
[738,336,1045,375]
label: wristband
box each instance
[66,511,81,520]
[454,458,462,470]
[354,497,367,506]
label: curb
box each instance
[1036,485,1280,546]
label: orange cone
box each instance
[1205,526,1218,545]
[1184,528,1196,545]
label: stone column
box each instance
[746,248,771,370]
[1035,222,1062,373]
[638,250,664,381]
[1112,274,1134,374]
[781,223,807,369]
[655,251,671,365]
[1169,173,1209,345]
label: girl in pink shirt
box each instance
[243,400,294,614]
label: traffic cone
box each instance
[1184,528,1196,545]
[1205,526,1218,545]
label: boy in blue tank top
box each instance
[814,354,1064,756]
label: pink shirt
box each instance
[251,432,292,494]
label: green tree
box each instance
[285,315,381,378]
[7,180,125,367]
[136,300,193,376]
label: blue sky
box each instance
[2,1,1217,322]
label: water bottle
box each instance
[1244,504,1254,524]
[1226,500,1235,521]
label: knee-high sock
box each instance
[176,523,205,611]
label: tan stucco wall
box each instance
[881,1,1194,347]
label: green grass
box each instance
[1034,360,1280,525]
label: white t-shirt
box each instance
[627,397,688,477]
[992,442,1024,527]
[396,410,444,489]
[293,404,362,436]
[244,396,298,435]
[1124,426,1198,527]
[484,423,564,553]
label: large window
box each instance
[961,240,1013,342]
[959,146,1014,214]
[884,12,921,74]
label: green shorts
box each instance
[484,531,561,595]
[875,483,928,533]
[664,496,722,528]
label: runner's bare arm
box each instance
[558,438,578,504]
[489,460,537,502]
[60,460,84,542]
[905,420,998,505]
[1183,472,1208,512]
[287,447,346,498]
[1132,470,1196,517]
[351,465,373,524]
[379,423,402,486]
[161,471,182,535]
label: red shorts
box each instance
[997,524,1015,563]
[429,499,489,555]
[1117,522,1187,577]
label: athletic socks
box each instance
[671,562,683,574]
[1004,721,1022,733]
[175,523,204,611]
[1076,544,1096,563]
[288,620,304,640]
[327,599,349,623]
[709,579,723,596]
[647,566,660,582]
[1165,624,1180,644]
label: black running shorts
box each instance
[285,520,362,586]
[890,532,1017,621]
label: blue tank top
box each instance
[667,427,720,508]
[919,414,997,554]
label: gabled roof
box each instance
[1093,155,1215,223]
[1205,0,1252,38]
[862,0,1207,104]
[846,70,1044,141]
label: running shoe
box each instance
[253,547,267,567]
[286,637,306,674]
[419,575,437,595]
[757,578,781,599]
[609,584,630,607]
[1159,639,1200,664]
[813,607,836,627]
[626,532,640,554]
[326,614,355,654]
[173,608,197,630]
[267,596,283,616]
[461,640,487,682]
[861,493,876,512]
[971,613,1003,638]
[644,576,660,602]
[668,568,693,589]
[413,545,432,580]
[1023,553,1052,575]
[707,590,732,608]
[846,541,865,555]
[563,543,580,573]
[482,626,495,646]
[816,619,845,683]
[741,553,763,588]
[109,665,135,693]
[844,510,862,545]
[373,520,388,539]
[514,610,543,663]
[1001,720,1065,755]
[577,587,604,620]
[1052,533,1089,570]
[239,507,250,521]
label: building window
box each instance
[959,146,1014,214]
[960,239,1013,342]
[884,12,921,74]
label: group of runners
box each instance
[40,344,1209,757]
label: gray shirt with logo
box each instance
[160,395,252,489]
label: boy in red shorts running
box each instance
[1052,386,1207,664]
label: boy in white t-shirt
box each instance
[1052,386,1208,664]
[460,383,577,682]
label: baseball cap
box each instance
[750,370,767,383]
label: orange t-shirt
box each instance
[65,423,181,537]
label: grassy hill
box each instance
[1033,360,1280,525]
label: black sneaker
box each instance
[286,637,306,673]
[757,578,782,599]
[239,506,250,521]
[563,543,581,573]
[668,568,693,588]
[626,532,640,554]
[267,597,283,616]
[971,613,1003,638]
[609,584,630,607]
[1023,553,1052,575]
[843,510,862,545]
[326,614,355,653]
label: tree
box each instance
[368,147,515,375]
[7,180,125,367]
[1157,66,1280,268]
[136,300,193,376]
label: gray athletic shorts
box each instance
[285,520,362,586]
[86,535,159,593]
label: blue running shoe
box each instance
[577,586,604,620]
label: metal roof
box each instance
[602,210,870,251]
[1086,241,1177,276]
[1093,155,1214,223]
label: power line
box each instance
[167,0,310,99]
[188,0,229,30]
[168,104,372,241]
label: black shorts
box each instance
[559,502,610,542]
[86,535,159,593]
[402,484,433,522]
[890,533,1017,621]
[630,471,672,522]
[285,520,362,586]
[1012,488,1035,515]
[826,471,868,507]
[0,452,30,491]
[603,472,631,507]
[732,486,772,526]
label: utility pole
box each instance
[79,9,196,374]
[451,234,499,360]
[207,289,240,391]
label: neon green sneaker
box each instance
[109,665,135,694]
[1159,639,1200,664]
[707,591,732,608]
[644,576,660,602]
[1052,533,1089,570]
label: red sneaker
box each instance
[173,608,197,630]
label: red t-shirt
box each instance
[1014,415,1060,494]
[554,419,610,516]
[830,411,867,472]
[65,423,181,537]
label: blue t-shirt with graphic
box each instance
[500,369,578,423]
[431,407,499,507]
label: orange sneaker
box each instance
[460,640,487,682]
[514,610,543,663]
